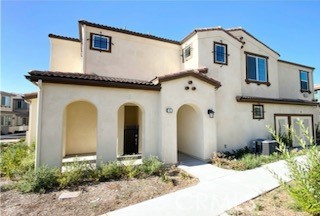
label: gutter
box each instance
[35,79,43,169]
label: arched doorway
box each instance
[63,101,97,157]
[118,103,143,157]
[177,104,203,160]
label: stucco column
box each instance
[96,108,117,165]
[160,110,177,164]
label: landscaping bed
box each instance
[0,141,198,215]
[1,168,197,216]
[227,186,310,216]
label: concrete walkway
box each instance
[106,156,291,216]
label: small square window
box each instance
[182,45,192,62]
[214,42,228,65]
[90,33,111,52]
[253,105,264,119]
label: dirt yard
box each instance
[227,186,310,216]
[1,168,198,216]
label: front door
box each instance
[124,126,139,155]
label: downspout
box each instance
[35,79,43,169]
[82,24,87,73]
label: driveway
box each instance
[106,155,290,216]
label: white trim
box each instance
[92,34,110,51]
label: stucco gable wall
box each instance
[49,38,82,73]
[84,26,181,80]
[159,76,217,163]
[278,61,314,100]
[229,30,280,99]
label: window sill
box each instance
[90,47,111,53]
[245,79,271,86]
[214,61,228,65]
[300,90,311,94]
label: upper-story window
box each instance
[182,45,192,62]
[245,52,270,86]
[1,96,11,108]
[300,71,310,92]
[90,33,112,52]
[214,42,228,65]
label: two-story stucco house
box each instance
[25,20,318,169]
[1,91,29,135]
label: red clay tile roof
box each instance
[25,71,161,91]
[181,27,244,44]
[236,96,318,106]
[48,34,80,42]
[156,68,221,89]
[23,92,38,100]
[79,20,180,45]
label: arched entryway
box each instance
[177,104,203,161]
[62,101,97,157]
[117,103,143,157]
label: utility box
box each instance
[261,140,278,155]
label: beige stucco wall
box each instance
[83,25,181,80]
[228,30,280,98]
[26,98,38,145]
[38,83,159,168]
[278,61,314,100]
[216,102,318,152]
[49,38,82,73]
[160,76,217,163]
[181,34,199,70]
[64,101,97,156]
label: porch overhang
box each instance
[236,96,318,106]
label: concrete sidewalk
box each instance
[106,158,291,216]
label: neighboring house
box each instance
[25,20,318,169]
[1,91,29,135]
[314,85,320,101]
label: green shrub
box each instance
[212,151,284,171]
[18,166,59,193]
[139,156,164,176]
[58,160,97,188]
[268,120,320,215]
[0,142,34,178]
[98,161,126,181]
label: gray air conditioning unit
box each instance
[261,140,278,155]
[249,139,265,154]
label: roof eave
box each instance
[236,96,318,106]
[25,74,161,91]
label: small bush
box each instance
[58,160,97,188]
[18,166,59,193]
[139,156,164,176]
[268,120,320,215]
[0,142,34,178]
[98,161,126,181]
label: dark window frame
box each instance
[213,42,228,65]
[245,52,270,86]
[182,45,192,62]
[299,70,311,93]
[252,104,264,119]
[90,33,112,53]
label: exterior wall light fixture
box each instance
[166,108,173,113]
[208,109,215,118]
